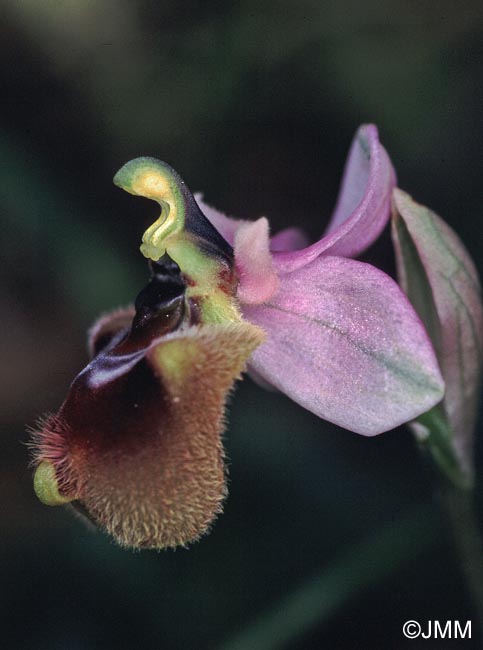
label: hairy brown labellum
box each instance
[32,255,264,549]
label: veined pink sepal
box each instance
[197,125,396,277]
[273,124,396,272]
[243,255,444,435]
[392,189,483,486]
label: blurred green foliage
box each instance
[1,1,482,648]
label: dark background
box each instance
[1,2,483,649]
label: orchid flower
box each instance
[197,125,444,434]
[32,125,444,549]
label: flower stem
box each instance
[440,484,483,639]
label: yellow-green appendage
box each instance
[33,461,75,506]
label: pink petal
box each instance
[234,218,279,304]
[269,227,309,252]
[196,192,310,255]
[243,256,444,435]
[194,193,244,246]
[273,125,396,273]
[392,189,483,475]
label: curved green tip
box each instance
[113,157,186,261]
[113,157,183,201]
[33,461,74,506]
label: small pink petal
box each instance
[196,193,310,254]
[243,255,444,435]
[194,193,244,246]
[270,227,309,252]
[392,189,483,476]
[234,218,279,304]
[273,125,396,272]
